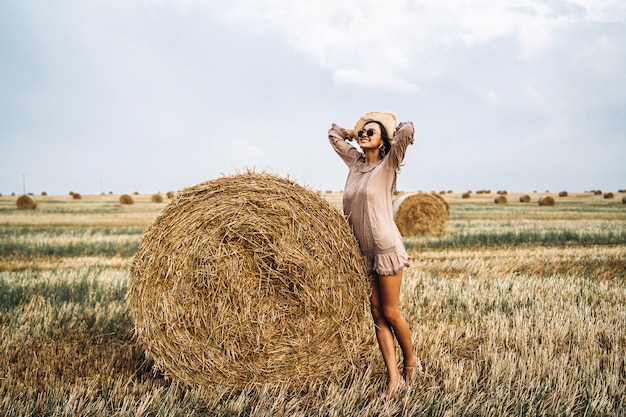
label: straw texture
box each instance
[16,195,37,209]
[127,171,371,390]
[392,192,449,236]
[119,194,134,205]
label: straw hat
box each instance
[354,111,397,140]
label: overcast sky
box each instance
[1,0,625,195]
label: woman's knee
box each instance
[381,305,402,325]
[370,303,384,322]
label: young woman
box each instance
[328,111,420,394]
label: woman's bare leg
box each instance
[370,271,417,393]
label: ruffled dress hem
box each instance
[362,251,410,278]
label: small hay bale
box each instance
[151,193,163,203]
[494,195,507,204]
[519,194,531,203]
[41,191,47,196]
[538,196,555,206]
[392,192,449,236]
[622,195,626,204]
[16,195,37,209]
[604,192,614,199]
[72,193,82,200]
[127,172,371,390]
[462,192,471,199]
[119,194,134,205]
[166,191,175,199]
[559,191,568,197]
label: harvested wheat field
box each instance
[0,187,624,416]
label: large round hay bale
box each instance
[519,194,531,203]
[604,192,614,199]
[72,192,82,200]
[127,172,371,390]
[16,195,37,209]
[392,192,449,236]
[166,191,175,199]
[150,193,163,203]
[538,196,555,206]
[119,194,134,205]
[622,195,626,204]
[462,192,471,199]
[559,191,568,197]
[494,195,507,204]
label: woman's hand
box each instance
[395,121,414,134]
[330,123,353,141]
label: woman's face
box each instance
[357,122,384,151]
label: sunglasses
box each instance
[357,128,377,138]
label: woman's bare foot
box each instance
[386,377,405,395]
[403,358,422,382]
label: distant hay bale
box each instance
[393,192,449,236]
[41,191,47,196]
[72,193,82,200]
[497,190,508,195]
[166,191,175,199]
[127,172,370,390]
[494,195,507,204]
[119,194,134,205]
[16,195,37,209]
[462,192,471,199]
[604,192,614,199]
[559,191,568,197]
[519,194,531,203]
[151,194,163,203]
[622,195,626,204]
[593,190,602,195]
[538,196,555,206]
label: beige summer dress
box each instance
[328,122,414,278]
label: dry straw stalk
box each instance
[127,171,372,390]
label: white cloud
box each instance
[205,0,626,82]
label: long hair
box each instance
[366,120,400,193]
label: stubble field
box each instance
[0,190,625,416]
